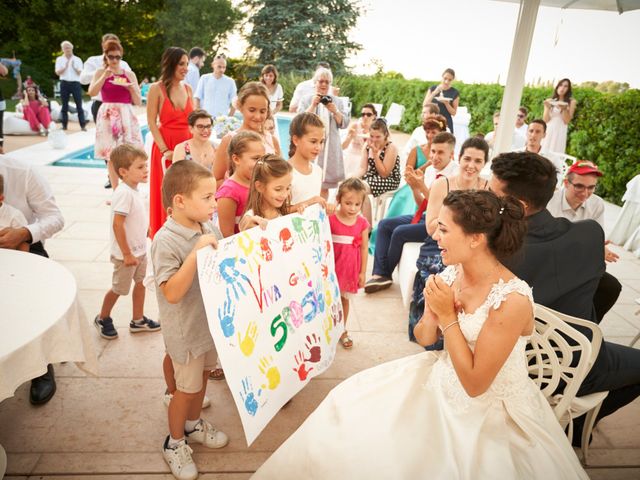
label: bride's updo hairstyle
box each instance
[443,190,527,260]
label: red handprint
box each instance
[293,351,313,381]
[325,240,332,255]
[279,228,294,252]
[304,333,322,363]
[260,237,273,261]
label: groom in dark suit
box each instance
[489,151,640,446]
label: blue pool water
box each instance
[52,115,292,168]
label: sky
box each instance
[227,0,640,88]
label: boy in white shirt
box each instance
[95,144,160,339]
[0,173,29,251]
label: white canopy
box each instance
[492,0,640,155]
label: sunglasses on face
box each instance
[361,112,374,117]
[568,181,596,192]
[195,124,213,131]
[517,114,525,118]
[107,55,122,61]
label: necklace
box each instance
[455,263,501,295]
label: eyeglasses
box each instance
[106,55,122,61]
[361,112,374,117]
[568,181,596,192]
[194,124,213,131]
[517,114,525,118]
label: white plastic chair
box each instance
[371,103,383,119]
[338,96,352,113]
[544,152,577,186]
[530,304,609,464]
[383,102,405,127]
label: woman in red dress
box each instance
[147,47,193,237]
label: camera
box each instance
[319,95,333,105]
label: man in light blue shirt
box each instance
[185,47,205,93]
[194,54,236,117]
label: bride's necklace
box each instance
[456,263,501,295]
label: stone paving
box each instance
[1,133,639,479]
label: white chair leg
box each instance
[581,401,604,465]
[630,331,640,347]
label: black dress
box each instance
[361,142,401,197]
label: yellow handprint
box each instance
[237,232,263,273]
[238,321,258,357]
[259,355,281,390]
[322,314,333,344]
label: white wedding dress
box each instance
[253,266,588,480]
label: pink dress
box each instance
[95,72,142,160]
[215,178,249,234]
[329,214,370,294]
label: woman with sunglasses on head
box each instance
[342,103,377,178]
[172,109,216,170]
[89,39,143,189]
[541,78,577,154]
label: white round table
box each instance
[0,249,98,402]
[608,175,640,257]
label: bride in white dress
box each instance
[253,190,587,480]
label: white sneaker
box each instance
[163,392,211,409]
[162,436,198,480]
[185,419,229,449]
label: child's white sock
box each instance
[185,418,200,433]
[168,436,185,448]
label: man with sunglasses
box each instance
[515,106,528,137]
[55,41,87,132]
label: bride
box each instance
[253,190,587,479]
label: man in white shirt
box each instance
[365,132,464,293]
[55,40,87,131]
[289,62,331,113]
[80,33,132,123]
[194,54,236,117]
[0,154,65,405]
[515,106,528,138]
[185,47,206,94]
[485,111,525,151]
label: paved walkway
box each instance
[1,131,639,479]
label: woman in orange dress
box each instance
[147,47,193,237]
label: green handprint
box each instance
[238,321,258,357]
[259,356,281,390]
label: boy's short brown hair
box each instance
[110,144,147,179]
[162,160,213,210]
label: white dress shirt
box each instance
[55,55,83,82]
[547,187,605,228]
[185,62,200,93]
[0,156,64,244]
[290,79,315,110]
[80,55,131,101]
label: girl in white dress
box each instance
[253,189,587,480]
[541,78,577,154]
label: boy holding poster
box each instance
[151,161,228,480]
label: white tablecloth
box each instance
[608,175,640,256]
[0,249,98,402]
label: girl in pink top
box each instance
[329,178,370,349]
[215,131,265,236]
[88,39,142,189]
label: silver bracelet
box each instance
[441,320,459,335]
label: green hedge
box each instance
[277,74,639,205]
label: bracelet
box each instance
[441,320,459,335]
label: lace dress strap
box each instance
[485,277,533,311]
[439,265,458,286]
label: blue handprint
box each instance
[219,257,249,300]
[217,289,235,338]
[318,209,326,222]
[311,246,323,264]
[240,377,261,417]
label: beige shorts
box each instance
[173,349,217,394]
[111,254,147,296]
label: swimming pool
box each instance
[52,114,293,168]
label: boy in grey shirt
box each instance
[151,161,228,480]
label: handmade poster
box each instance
[197,204,344,445]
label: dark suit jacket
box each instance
[509,209,605,324]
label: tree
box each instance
[245,0,362,74]
[156,0,243,55]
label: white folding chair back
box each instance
[338,96,352,113]
[541,306,609,464]
[528,304,593,424]
[384,102,405,127]
[371,103,383,119]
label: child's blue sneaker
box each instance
[94,315,118,339]
[129,316,161,333]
